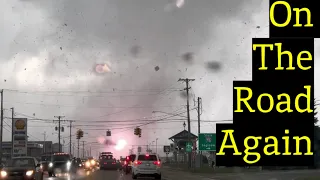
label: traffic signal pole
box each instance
[77,139,80,158]
[76,129,84,158]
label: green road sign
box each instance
[186,142,192,152]
[198,133,216,151]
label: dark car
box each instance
[99,156,118,170]
[70,158,82,173]
[123,154,136,174]
[74,158,82,168]
[39,154,51,172]
[48,153,71,177]
[0,157,44,180]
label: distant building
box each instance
[1,141,53,161]
[31,141,53,154]
[52,143,63,153]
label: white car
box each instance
[131,154,161,179]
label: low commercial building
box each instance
[1,141,53,161]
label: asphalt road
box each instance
[42,167,320,180]
[43,168,164,180]
[162,168,320,180]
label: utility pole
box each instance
[53,118,74,154]
[69,121,72,155]
[197,97,202,137]
[41,132,47,153]
[178,78,195,169]
[82,141,85,158]
[10,107,14,158]
[197,97,202,167]
[77,139,80,158]
[0,90,3,161]
[54,116,64,152]
[156,138,158,155]
[72,143,75,157]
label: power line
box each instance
[5,109,191,123]
[3,88,180,94]
[5,110,231,125]
[3,83,182,124]
[4,101,183,109]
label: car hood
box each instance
[4,167,34,171]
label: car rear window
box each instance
[52,155,70,161]
[138,155,157,161]
[101,155,113,159]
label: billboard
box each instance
[12,118,28,157]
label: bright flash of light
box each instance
[114,139,127,150]
[95,63,111,73]
[176,0,185,8]
[97,136,105,144]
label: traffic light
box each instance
[134,127,138,135]
[76,129,84,139]
[106,130,111,136]
[137,128,141,138]
[134,127,141,137]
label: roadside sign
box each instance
[163,146,170,153]
[186,142,192,152]
[12,118,28,157]
[198,133,216,151]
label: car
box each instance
[39,154,51,172]
[131,154,161,179]
[71,158,83,171]
[87,157,98,169]
[81,159,86,166]
[47,153,72,177]
[99,153,118,170]
[0,156,44,180]
[82,158,93,171]
[123,154,136,174]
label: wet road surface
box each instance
[43,167,320,180]
[43,168,165,180]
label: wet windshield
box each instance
[4,1,319,179]
[8,158,35,167]
[101,155,113,161]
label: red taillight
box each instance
[153,161,161,166]
[134,161,142,165]
[126,156,130,160]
